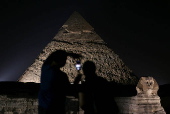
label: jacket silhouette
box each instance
[74,61,110,114]
[38,50,82,114]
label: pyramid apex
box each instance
[72,11,79,14]
[62,11,94,32]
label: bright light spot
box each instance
[76,64,81,70]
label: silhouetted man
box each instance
[38,50,81,114]
[74,61,109,114]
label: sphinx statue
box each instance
[135,76,166,114]
[136,76,159,97]
[115,76,166,114]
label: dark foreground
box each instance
[0,81,169,114]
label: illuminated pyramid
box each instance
[18,11,139,85]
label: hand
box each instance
[77,74,82,80]
[74,74,82,84]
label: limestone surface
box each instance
[0,95,82,114]
[115,96,166,114]
[17,11,139,85]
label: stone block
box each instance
[4,112,13,114]
[115,96,166,114]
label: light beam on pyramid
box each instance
[17,11,139,85]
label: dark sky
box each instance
[0,0,169,85]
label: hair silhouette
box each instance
[44,50,67,65]
[78,60,119,114]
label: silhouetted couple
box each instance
[38,50,118,114]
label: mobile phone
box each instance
[76,60,81,70]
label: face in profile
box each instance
[54,56,67,68]
[83,61,96,77]
[50,50,67,68]
[60,56,67,67]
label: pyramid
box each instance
[18,11,139,85]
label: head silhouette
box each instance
[83,61,96,80]
[44,50,67,68]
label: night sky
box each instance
[0,0,169,85]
